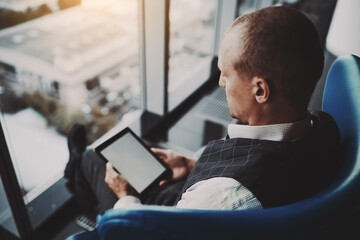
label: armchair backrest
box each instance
[322,54,360,184]
[68,54,360,240]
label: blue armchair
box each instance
[68,54,360,240]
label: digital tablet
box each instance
[95,127,171,196]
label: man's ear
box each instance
[252,77,269,104]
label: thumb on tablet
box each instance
[159,179,170,187]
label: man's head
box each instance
[218,6,324,125]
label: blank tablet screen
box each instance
[100,131,166,193]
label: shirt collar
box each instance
[228,114,312,142]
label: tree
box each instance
[0,5,52,30]
[58,0,82,10]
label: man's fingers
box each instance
[151,148,170,162]
[106,162,120,178]
[151,148,167,157]
[150,147,162,153]
[159,179,167,186]
[106,162,113,170]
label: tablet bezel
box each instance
[94,127,171,197]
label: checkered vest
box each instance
[180,111,341,208]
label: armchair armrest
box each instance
[91,196,349,240]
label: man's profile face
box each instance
[218,29,256,124]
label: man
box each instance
[65,6,340,213]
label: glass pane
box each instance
[0,177,19,237]
[0,0,139,203]
[237,0,282,17]
[237,0,259,16]
[168,0,217,109]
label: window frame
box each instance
[141,0,238,114]
[0,118,32,238]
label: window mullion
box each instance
[141,0,168,116]
[213,0,238,56]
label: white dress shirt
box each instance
[114,115,312,210]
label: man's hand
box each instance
[105,162,137,199]
[151,148,197,186]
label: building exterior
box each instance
[0,2,139,109]
[0,0,58,11]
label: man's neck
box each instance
[247,106,309,126]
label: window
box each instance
[167,0,217,110]
[0,0,140,228]
[237,0,282,16]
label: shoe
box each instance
[64,124,87,181]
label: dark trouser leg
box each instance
[141,181,185,206]
[76,149,119,212]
